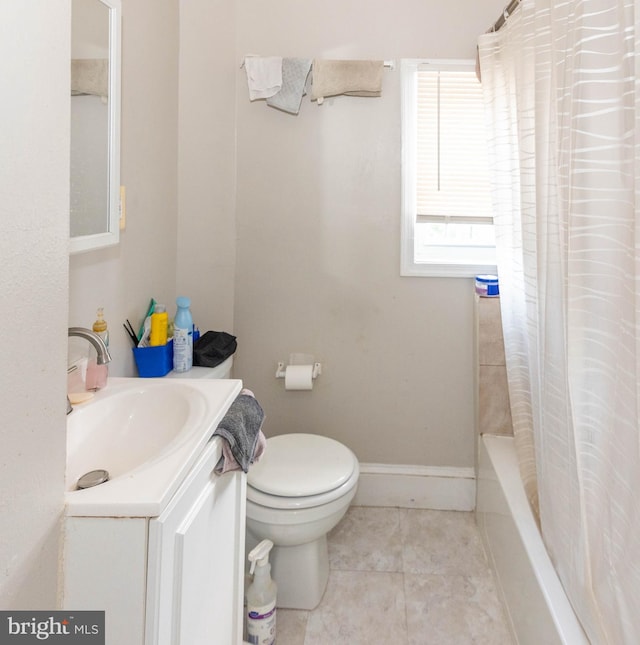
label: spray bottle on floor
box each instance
[246,539,277,645]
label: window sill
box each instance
[401,260,497,278]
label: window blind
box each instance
[415,68,493,223]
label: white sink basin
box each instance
[65,377,242,517]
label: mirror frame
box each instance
[70,0,122,254]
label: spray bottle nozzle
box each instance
[248,539,274,575]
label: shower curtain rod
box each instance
[490,0,521,32]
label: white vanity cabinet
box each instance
[62,437,246,645]
[146,438,246,644]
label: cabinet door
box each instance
[146,439,247,645]
[174,470,246,644]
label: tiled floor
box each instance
[275,506,514,644]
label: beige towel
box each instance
[311,59,383,103]
[71,59,108,97]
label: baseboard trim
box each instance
[353,463,476,511]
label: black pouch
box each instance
[193,331,237,368]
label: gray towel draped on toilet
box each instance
[213,389,266,474]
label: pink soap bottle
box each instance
[86,308,109,390]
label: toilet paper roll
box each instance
[285,364,314,390]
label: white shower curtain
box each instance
[478,1,640,643]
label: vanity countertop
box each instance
[65,376,242,517]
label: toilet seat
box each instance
[247,433,358,510]
[247,468,359,510]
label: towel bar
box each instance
[240,56,395,70]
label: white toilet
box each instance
[165,355,234,379]
[245,433,359,610]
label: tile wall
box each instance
[476,296,513,437]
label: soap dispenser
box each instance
[246,539,277,645]
[86,308,109,390]
[92,307,109,345]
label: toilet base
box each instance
[272,535,329,610]
[248,533,329,610]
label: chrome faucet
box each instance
[67,327,112,414]
[68,327,112,364]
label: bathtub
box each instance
[476,434,590,645]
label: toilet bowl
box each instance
[245,433,359,610]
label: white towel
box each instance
[266,58,312,115]
[244,56,283,101]
[311,59,383,104]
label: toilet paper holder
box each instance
[275,361,322,380]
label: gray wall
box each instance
[232,0,506,467]
[177,0,238,332]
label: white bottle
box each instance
[246,540,277,645]
[173,296,193,372]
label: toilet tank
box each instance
[165,355,233,380]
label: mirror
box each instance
[70,0,121,254]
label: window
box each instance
[401,59,496,277]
